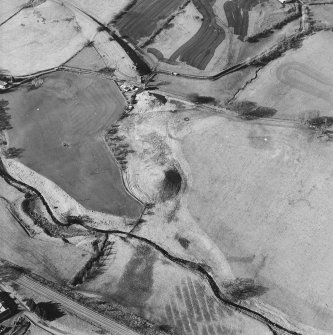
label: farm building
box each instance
[0,80,8,90]
[0,301,11,322]
[0,291,16,322]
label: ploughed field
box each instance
[113,0,185,44]
[4,72,142,217]
[145,0,298,71]
[169,0,226,70]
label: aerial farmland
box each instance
[0,1,332,335]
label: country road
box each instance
[16,276,140,335]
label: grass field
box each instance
[3,71,142,217]
[79,236,272,335]
[169,0,226,70]
[145,0,299,74]
[311,5,333,28]
[236,31,333,119]
[145,2,203,59]
[0,0,26,25]
[66,0,132,24]
[114,0,185,44]
[152,66,257,104]
[65,46,106,71]
[0,195,91,283]
[0,1,86,76]
[108,93,333,334]
[222,0,269,40]
[180,112,333,332]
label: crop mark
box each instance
[165,303,176,326]
[170,298,186,334]
[224,0,268,41]
[194,281,211,322]
[201,324,209,335]
[208,324,216,335]
[206,296,217,322]
[0,159,303,335]
[181,310,192,333]
[276,61,333,103]
[186,277,204,322]
[179,282,199,334]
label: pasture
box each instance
[145,0,299,73]
[180,111,333,332]
[311,5,333,28]
[0,192,91,283]
[114,0,185,44]
[169,0,226,70]
[66,0,132,24]
[0,0,26,25]
[65,46,106,71]
[4,71,142,217]
[89,92,329,334]
[78,236,271,335]
[152,66,256,104]
[0,1,86,76]
[236,31,333,119]
[145,2,203,59]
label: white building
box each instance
[0,301,10,322]
[0,80,8,90]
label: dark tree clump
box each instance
[4,147,24,159]
[307,116,333,129]
[0,99,12,131]
[228,100,277,120]
[226,278,268,301]
[27,300,65,321]
[188,94,216,105]
[160,169,182,201]
[98,67,116,75]
[151,93,167,104]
